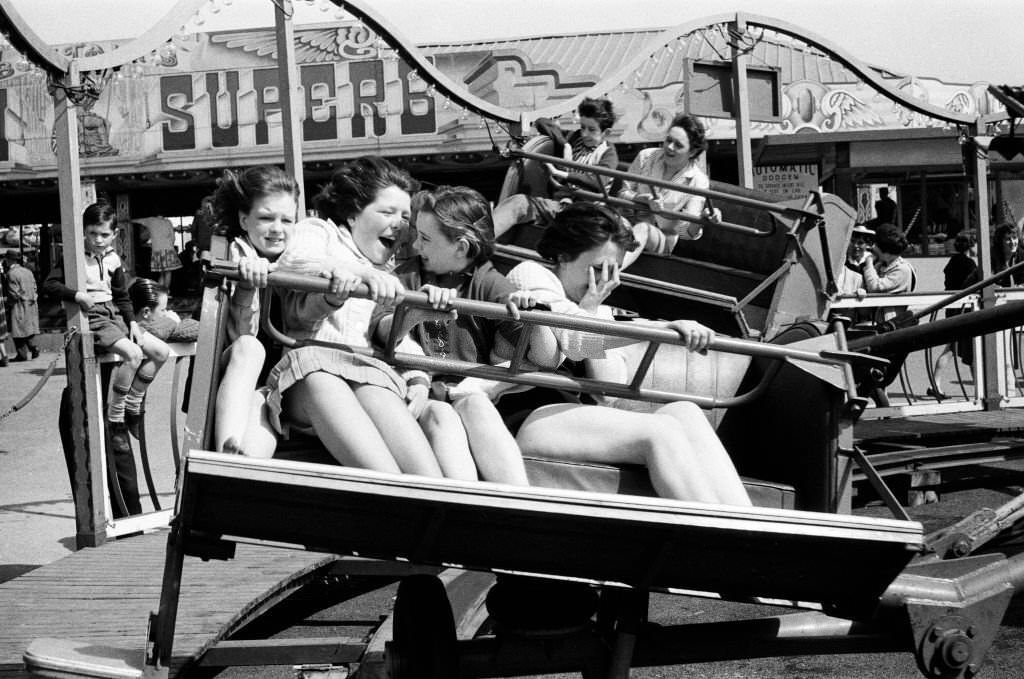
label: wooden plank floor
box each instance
[857,408,1024,445]
[0,530,336,679]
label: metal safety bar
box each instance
[504,146,821,220]
[570,188,774,238]
[211,264,886,410]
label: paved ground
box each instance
[0,332,181,582]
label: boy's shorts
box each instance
[89,301,130,349]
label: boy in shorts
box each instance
[44,202,170,513]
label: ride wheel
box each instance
[386,574,459,679]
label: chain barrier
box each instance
[0,327,78,425]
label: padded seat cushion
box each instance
[524,456,795,509]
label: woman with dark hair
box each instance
[619,112,717,259]
[266,156,445,476]
[506,202,751,505]
[991,221,1024,286]
[857,222,917,325]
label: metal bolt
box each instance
[951,538,972,558]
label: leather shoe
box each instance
[0,357,7,367]
[125,412,144,440]
[10,355,27,363]
[30,348,40,359]
[109,421,132,455]
[926,387,949,400]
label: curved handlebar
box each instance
[569,189,777,239]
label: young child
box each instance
[130,278,200,343]
[373,186,558,484]
[209,165,302,457]
[43,201,171,513]
[493,97,619,238]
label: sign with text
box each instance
[752,164,819,200]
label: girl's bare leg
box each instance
[453,393,529,485]
[215,336,265,451]
[418,400,478,481]
[353,383,444,478]
[656,401,752,506]
[238,389,278,459]
[516,403,716,502]
[286,373,401,474]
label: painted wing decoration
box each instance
[210,26,378,63]
[821,89,883,130]
[210,30,279,58]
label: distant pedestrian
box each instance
[875,187,897,225]
[929,234,978,399]
[3,250,40,362]
[0,265,10,367]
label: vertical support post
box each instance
[969,124,1001,410]
[730,16,754,189]
[54,65,107,547]
[918,171,929,255]
[274,0,305,207]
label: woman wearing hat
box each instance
[838,224,874,294]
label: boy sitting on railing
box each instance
[44,201,171,515]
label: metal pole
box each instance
[970,123,1001,409]
[54,65,107,547]
[274,0,305,207]
[731,16,754,189]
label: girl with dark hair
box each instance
[209,165,301,456]
[506,202,750,504]
[373,186,556,483]
[129,277,200,343]
[266,156,444,477]
[619,112,717,258]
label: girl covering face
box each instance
[503,202,750,505]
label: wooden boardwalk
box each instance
[1,530,336,679]
[857,407,1024,445]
